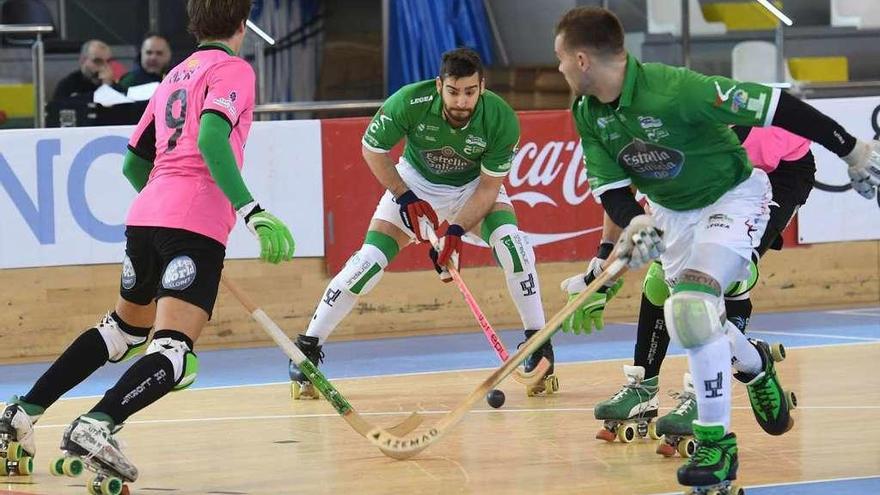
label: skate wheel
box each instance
[617,423,637,443]
[6,441,21,461]
[291,381,301,400]
[647,422,661,440]
[595,428,616,442]
[17,456,33,475]
[678,437,696,458]
[656,439,676,457]
[49,457,64,476]
[548,375,560,393]
[770,343,786,362]
[0,460,8,476]
[730,484,745,495]
[100,476,124,495]
[61,456,84,477]
[787,390,797,410]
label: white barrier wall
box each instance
[798,96,880,243]
[0,121,324,269]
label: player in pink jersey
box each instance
[0,0,294,486]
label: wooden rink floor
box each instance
[3,342,879,495]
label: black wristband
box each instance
[596,242,615,260]
[446,224,465,237]
[395,190,417,205]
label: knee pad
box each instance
[642,261,670,306]
[724,255,759,298]
[489,223,534,276]
[337,243,388,296]
[664,291,726,349]
[146,330,198,391]
[97,312,149,363]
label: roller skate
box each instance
[734,339,797,436]
[678,422,743,495]
[0,397,42,476]
[51,415,136,495]
[656,373,697,458]
[288,334,324,400]
[520,330,559,396]
[594,365,660,443]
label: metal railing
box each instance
[0,24,54,128]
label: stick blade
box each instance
[512,356,551,385]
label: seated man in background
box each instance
[119,34,172,89]
[51,39,115,101]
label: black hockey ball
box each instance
[486,389,505,409]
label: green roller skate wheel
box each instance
[17,456,34,475]
[49,457,64,476]
[101,476,124,495]
[6,441,22,461]
[291,381,302,400]
[0,460,9,476]
[87,478,99,495]
[62,456,84,477]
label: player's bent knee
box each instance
[337,243,389,296]
[146,330,198,391]
[642,261,670,306]
[663,291,725,349]
[98,312,149,363]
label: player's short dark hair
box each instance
[187,0,252,41]
[439,47,484,80]
[555,6,625,56]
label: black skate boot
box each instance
[520,330,558,396]
[677,422,743,495]
[288,335,324,400]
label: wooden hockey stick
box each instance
[422,220,550,385]
[366,258,628,459]
[220,276,423,440]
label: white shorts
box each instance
[372,158,512,240]
[651,169,772,288]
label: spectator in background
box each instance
[119,34,172,89]
[52,40,115,101]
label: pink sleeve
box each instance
[201,59,255,127]
[128,100,157,160]
[743,126,812,173]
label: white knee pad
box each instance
[337,244,388,296]
[146,336,197,390]
[664,291,726,349]
[96,312,148,363]
[490,224,534,277]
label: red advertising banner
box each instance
[321,111,798,274]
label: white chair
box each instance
[831,0,880,29]
[647,0,726,36]
[731,41,792,83]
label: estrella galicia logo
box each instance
[162,256,197,290]
[616,139,685,179]
[121,255,137,290]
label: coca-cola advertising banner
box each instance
[321,110,799,273]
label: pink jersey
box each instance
[742,126,812,173]
[126,45,255,245]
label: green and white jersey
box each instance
[573,53,781,211]
[362,80,520,186]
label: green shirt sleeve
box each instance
[572,98,632,198]
[122,149,153,192]
[362,88,410,152]
[197,111,254,209]
[480,104,520,177]
[678,70,780,127]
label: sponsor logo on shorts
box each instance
[616,139,684,179]
[420,146,476,174]
[745,219,759,242]
[121,255,136,290]
[706,213,733,230]
[162,256,197,291]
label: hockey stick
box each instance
[422,220,550,385]
[220,276,423,440]
[366,257,628,459]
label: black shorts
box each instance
[120,226,226,318]
[756,151,816,255]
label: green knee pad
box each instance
[725,258,759,298]
[364,230,400,262]
[642,261,670,306]
[172,352,199,391]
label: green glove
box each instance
[559,257,624,335]
[238,202,296,264]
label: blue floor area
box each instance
[653,475,880,495]
[1,307,877,401]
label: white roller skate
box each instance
[0,398,41,476]
[51,415,137,495]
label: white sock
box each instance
[687,336,733,432]
[726,321,762,375]
[490,225,546,330]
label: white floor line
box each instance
[650,473,880,495]
[31,405,880,430]
[826,307,880,317]
[748,330,879,341]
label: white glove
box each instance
[615,214,664,269]
[842,139,880,199]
